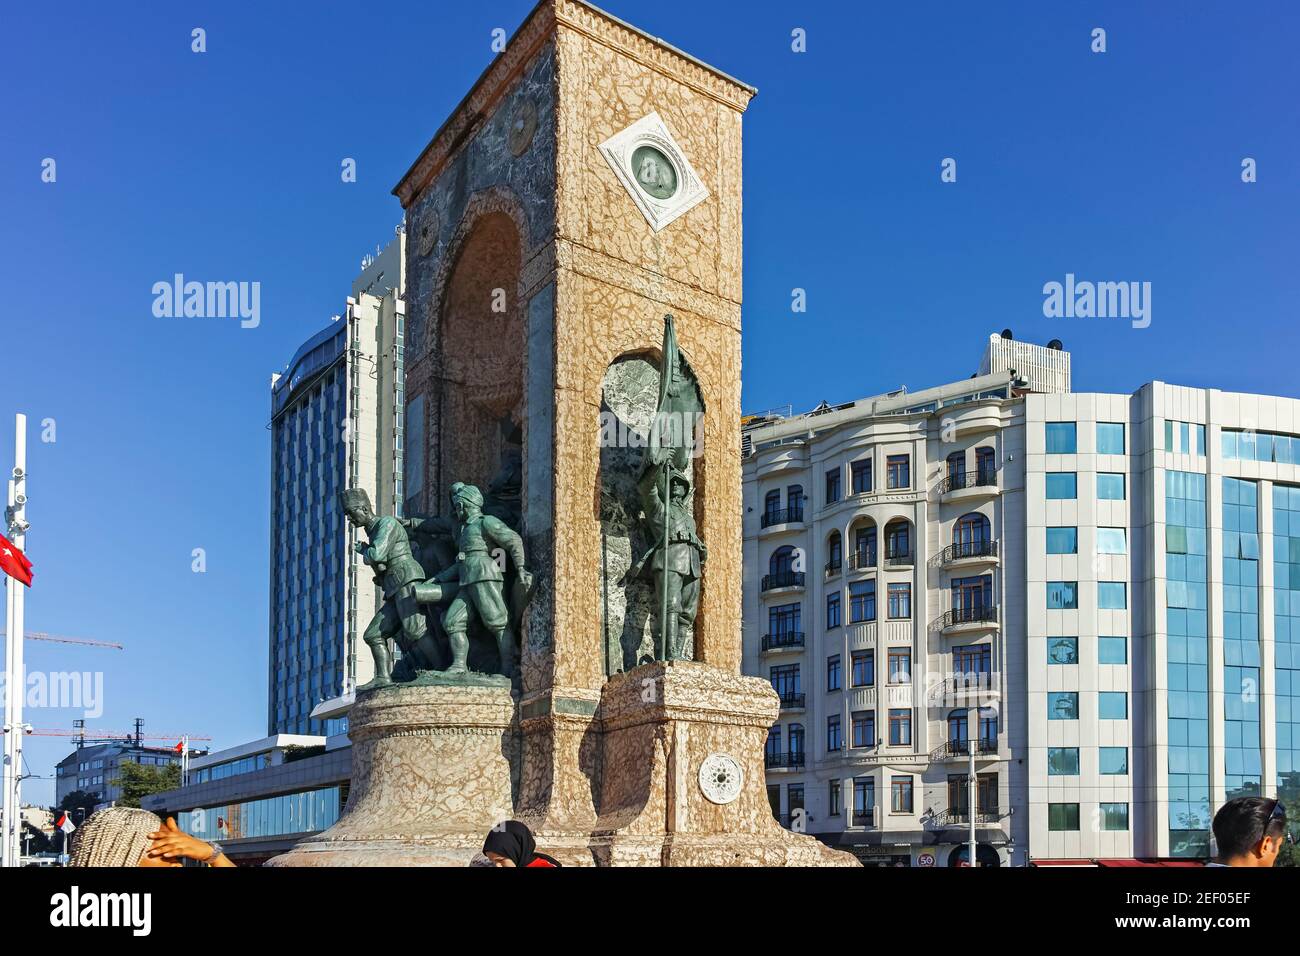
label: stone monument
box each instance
[270,0,855,867]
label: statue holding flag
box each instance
[626,315,706,662]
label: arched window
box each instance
[764,489,781,522]
[851,521,876,569]
[770,545,796,577]
[953,512,991,556]
[826,530,843,573]
[787,484,805,519]
[976,446,996,481]
[884,518,912,562]
[946,451,966,482]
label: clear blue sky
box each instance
[2,0,1296,805]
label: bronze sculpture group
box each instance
[342,315,703,690]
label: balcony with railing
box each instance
[940,539,999,568]
[848,550,877,573]
[760,506,805,530]
[883,546,914,568]
[931,807,1003,827]
[765,750,806,770]
[761,571,806,592]
[825,558,842,578]
[929,737,1000,761]
[761,631,805,653]
[939,604,999,633]
[937,469,999,501]
[776,691,806,711]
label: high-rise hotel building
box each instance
[268,233,407,735]
[742,333,1300,865]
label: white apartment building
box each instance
[743,332,1300,866]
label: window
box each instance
[946,451,966,481]
[851,650,875,688]
[1049,692,1079,720]
[886,454,910,489]
[1099,636,1128,664]
[953,513,991,554]
[1100,802,1130,831]
[787,485,804,518]
[852,710,875,748]
[826,591,841,629]
[1048,803,1081,831]
[827,532,842,572]
[849,580,876,622]
[1046,527,1078,554]
[888,708,912,746]
[888,649,912,684]
[851,458,873,495]
[1046,472,1077,499]
[827,655,841,692]
[953,643,991,677]
[1046,422,1077,454]
[827,715,842,752]
[770,664,800,700]
[1097,472,1126,500]
[828,781,842,816]
[1048,747,1080,775]
[853,524,877,568]
[976,446,996,480]
[825,468,841,504]
[890,775,914,813]
[1096,422,1125,455]
[764,489,781,520]
[769,603,800,638]
[887,583,912,619]
[853,778,874,820]
[1047,637,1078,665]
[1097,528,1127,554]
[884,520,911,561]
[1047,581,1078,609]
[1098,582,1128,609]
[1099,691,1128,719]
[1100,747,1129,775]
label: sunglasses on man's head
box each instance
[1269,800,1294,843]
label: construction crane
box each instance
[29,730,211,742]
[0,630,124,650]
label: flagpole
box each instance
[3,414,28,868]
[660,457,671,661]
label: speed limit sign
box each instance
[917,852,936,867]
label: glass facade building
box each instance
[1222,477,1261,799]
[1165,470,1209,856]
[1273,485,1300,816]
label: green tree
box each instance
[111,761,181,808]
[58,789,100,818]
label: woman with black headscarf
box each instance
[480,820,561,867]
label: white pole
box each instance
[3,414,28,868]
[968,705,977,868]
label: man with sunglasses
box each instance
[1207,797,1290,867]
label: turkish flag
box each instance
[0,532,32,587]
[173,741,184,753]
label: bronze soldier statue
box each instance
[405,482,533,679]
[629,445,706,661]
[340,488,439,689]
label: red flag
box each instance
[0,533,32,587]
[173,741,184,753]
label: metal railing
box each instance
[825,559,842,576]
[883,547,914,567]
[761,571,806,591]
[760,507,804,528]
[761,631,805,652]
[940,605,999,629]
[941,540,999,563]
[777,692,806,709]
[937,470,998,496]
[765,750,806,769]
[848,550,876,571]
[933,807,1002,826]
[930,737,999,760]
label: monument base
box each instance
[267,681,517,867]
[581,661,856,867]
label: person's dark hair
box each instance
[1212,797,1286,859]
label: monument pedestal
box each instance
[584,661,855,867]
[268,682,517,867]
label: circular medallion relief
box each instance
[417,211,439,257]
[698,752,743,805]
[631,144,678,200]
[508,99,538,156]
